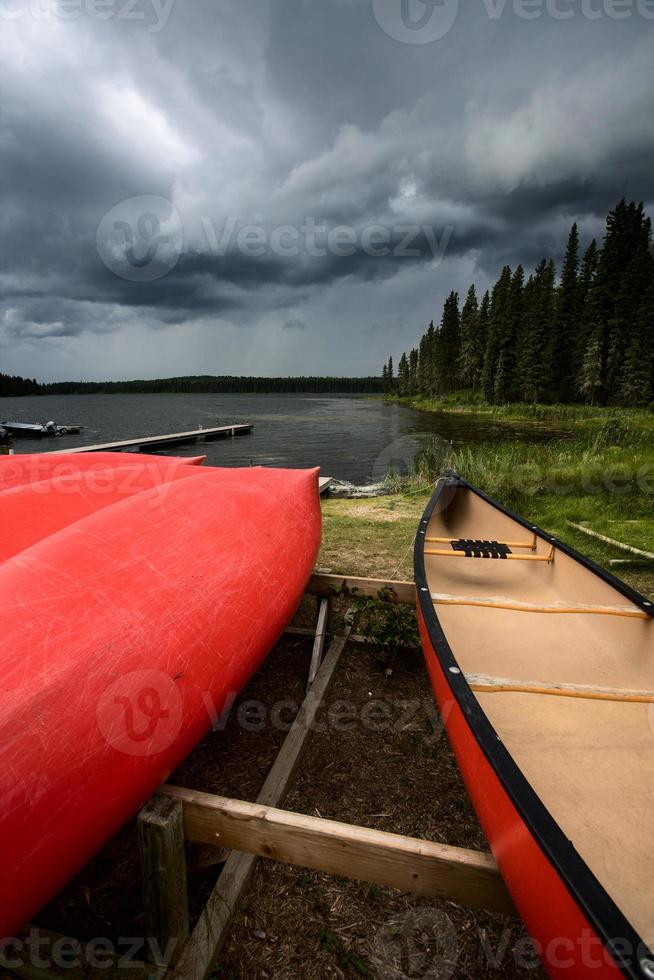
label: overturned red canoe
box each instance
[0,459,206,562]
[0,451,205,492]
[415,472,654,980]
[0,465,321,938]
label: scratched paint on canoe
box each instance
[0,465,321,937]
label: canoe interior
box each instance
[422,482,654,946]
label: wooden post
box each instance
[137,795,190,968]
[307,597,329,691]
[169,622,352,980]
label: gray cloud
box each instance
[0,0,653,380]
[282,317,307,331]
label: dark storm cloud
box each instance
[0,0,653,379]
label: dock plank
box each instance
[48,424,253,454]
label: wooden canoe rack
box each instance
[6,574,514,980]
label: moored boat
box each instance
[415,471,654,979]
[0,465,321,938]
[1,421,59,438]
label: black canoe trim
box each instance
[414,472,654,980]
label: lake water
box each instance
[0,393,560,485]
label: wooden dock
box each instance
[49,423,253,455]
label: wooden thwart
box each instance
[425,546,555,563]
[161,786,514,916]
[432,594,650,620]
[426,533,538,551]
[467,672,654,704]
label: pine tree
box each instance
[418,320,434,397]
[458,285,481,389]
[550,223,579,402]
[397,352,410,396]
[517,260,556,403]
[481,266,512,402]
[575,239,599,381]
[437,291,460,394]
[477,290,491,385]
[586,200,653,403]
[409,348,419,396]
[387,356,394,393]
[424,320,438,397]
[618,283,654,406]
[382,363,389,393]
[504,265,525,400]
[578,331,603,406]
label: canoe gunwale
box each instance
[414,470,654,980]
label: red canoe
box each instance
[0,465,321,938]
[415,472,654,980]
[0,458,206,561]
[0,451,205,492]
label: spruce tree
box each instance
[458,285,481,389]
[578,331,603,406]
[550,223,579,401]
[382,364,389,393]
[477,291,491,389]
[438,291,461,394]
[618,283,654,406]
[517,260,555,403]
[481,266,512,402]
[387,356,394,393]
[409,348,419,396]
[575,239,599,381]
[504,265,525,400]
[397,353,410,396]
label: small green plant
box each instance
[338,585,419,651]
[318,928,369,975]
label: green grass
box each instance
[321,399,654,599]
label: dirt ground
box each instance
[20,601,544,980]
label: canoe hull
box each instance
[0,451,205,492]
[0,466,321,938]
[415,473,653,980]
[418,606,622,978]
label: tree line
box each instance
[385,199,654,407]
[0,375,385,397]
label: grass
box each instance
[320,398,654,600]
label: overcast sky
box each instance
[1,0,653,381]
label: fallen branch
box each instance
[566,521,654,560]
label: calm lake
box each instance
[0,393,558,485]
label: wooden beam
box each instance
[467,672,654,705]
[567,521,654,560]
[307,597,329,692]
[162,788,514,917]
[137,795,189,967]
[308,573,415,606]
[168,622,352,980]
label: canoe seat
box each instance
[451,539,511,559]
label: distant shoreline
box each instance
[0,375,384,397]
